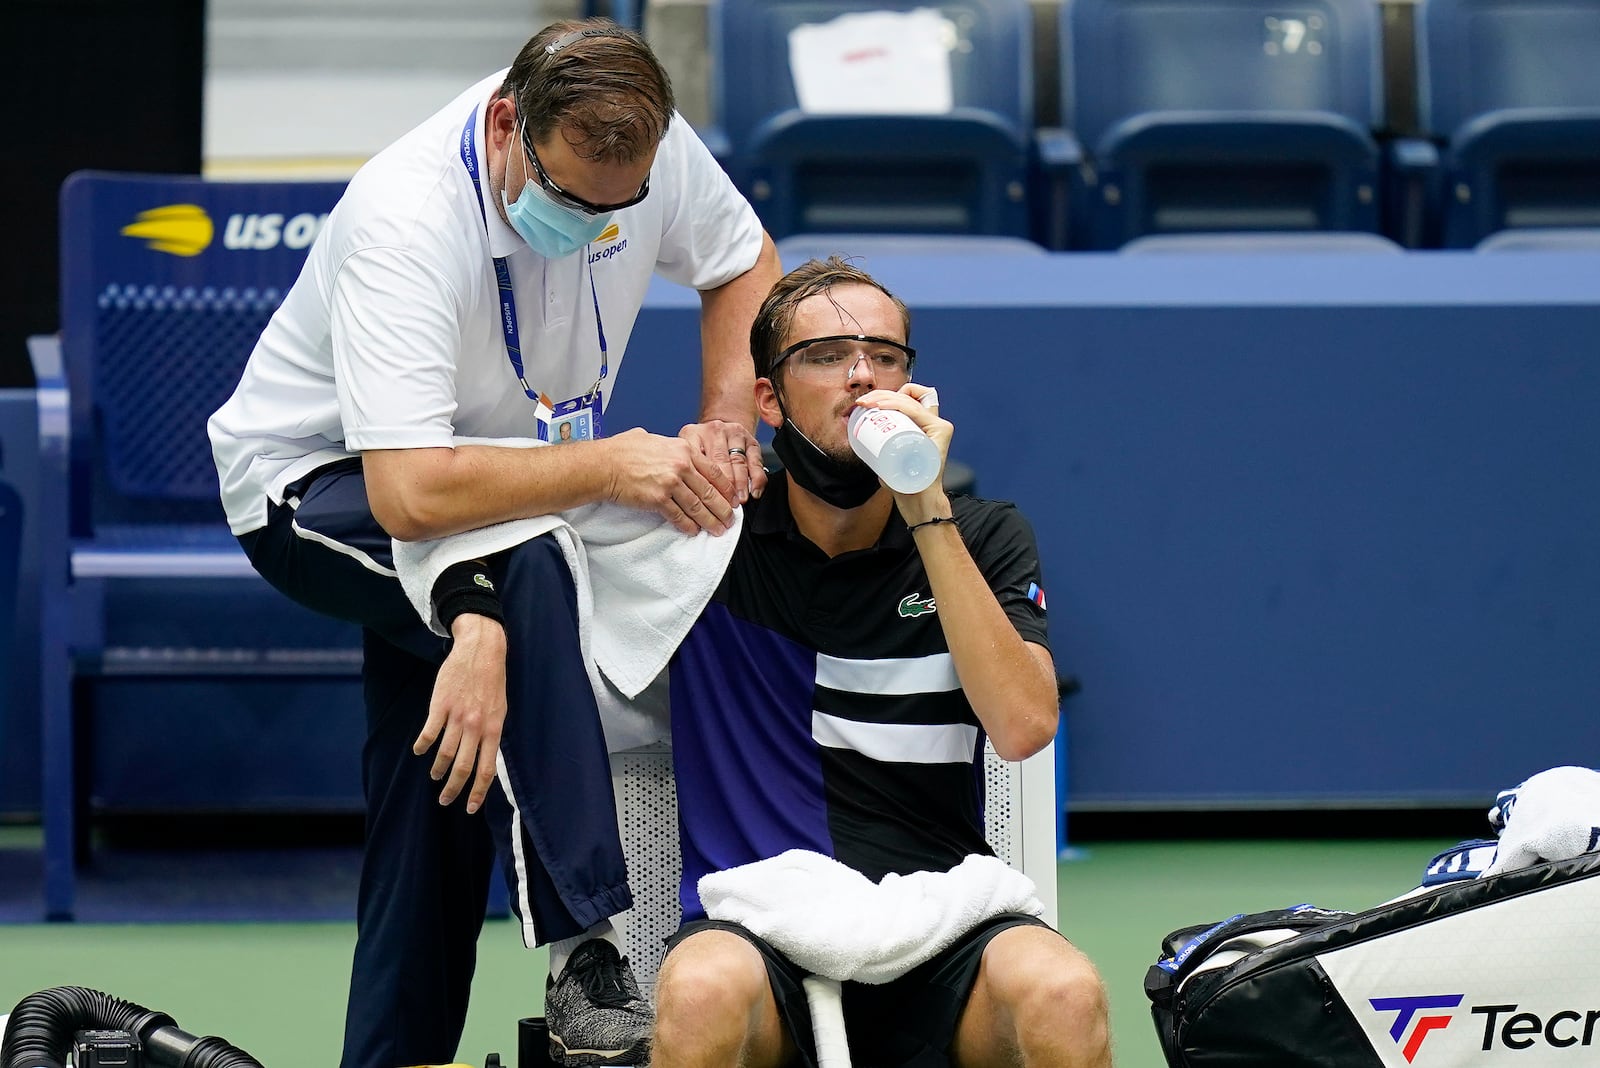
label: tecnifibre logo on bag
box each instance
[1317,865,1599,1067]
[1369,994,1600,1061]
[1369,995,1464,1063]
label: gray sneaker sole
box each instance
[548,1032,651,1067]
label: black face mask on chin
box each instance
[769,418,881,510]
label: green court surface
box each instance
[0,838,1452,1068]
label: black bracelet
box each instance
[907,515,958,534]
[432,559,505,631]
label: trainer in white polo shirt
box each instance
[207,20,780,1068]
[211,77,768,540]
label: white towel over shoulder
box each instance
[390,437,740,751]
[699,849,1045,985]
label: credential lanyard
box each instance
[459,106,608,406]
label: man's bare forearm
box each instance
[697,233,782,429]
[363,441,615,541]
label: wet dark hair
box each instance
[750,257,912,383]
[496,18,674,163]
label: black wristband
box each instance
[907,515,958,534]
[432,560,505,631]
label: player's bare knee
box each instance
[989,935,1109,1030]
[1031,956,1111,1057]
[1045,948,1108,1012]
[655,932,769,1024]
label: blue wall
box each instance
[4,250,1597,813]
[610,250,1600,808]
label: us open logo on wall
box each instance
[121,204,329,256]
[120,204,214,256]
[220,210,328,250]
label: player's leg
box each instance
[653,923,801,1068]
[951,923,1112,1068]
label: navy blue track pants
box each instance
[238,458,631,1068]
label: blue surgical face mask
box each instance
[502,138,613,259]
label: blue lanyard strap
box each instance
[588,263,608,397]
[459,106,607,405]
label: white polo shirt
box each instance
[208,70,765,536]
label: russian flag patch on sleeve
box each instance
[1026,582,1047,610]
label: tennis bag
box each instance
[1144,851,1600,1067]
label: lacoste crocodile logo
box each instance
[898,593,937,618]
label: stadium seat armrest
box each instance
[1389,138,1439,172]
[28,335,68,451]
[29,331,77,919]
[28,333,70,566]
[27,333,65,389]
[1035,127,1084,170]
[1384,139,1441,248]
[1035,128,1084,250]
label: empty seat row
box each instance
[698,0,1600,249]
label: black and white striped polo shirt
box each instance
[669,473,1050,921]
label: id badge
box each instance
[545,389,604,443]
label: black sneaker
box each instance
[545,938,653,1066]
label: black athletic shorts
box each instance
[664,913,1053,1067]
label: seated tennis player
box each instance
[650,258,1112,1068]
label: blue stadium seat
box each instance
[775,231,1045,268]
[1119,231,1402,254]
[707,0,1036,239]
[33,172,363,920]
[1419,0,1600,248]
[1475,227,1600,252]
[1056,0,1385,249]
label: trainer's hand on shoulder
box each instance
[679,419,767,503]
[602,427,736,536]
[413,613,507,814]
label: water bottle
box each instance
[847,401,941,494]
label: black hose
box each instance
[2,987,263,1068]
[171,1035,265,1068]
[1,986,170,1068]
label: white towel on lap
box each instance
[1481,765,1600,878]
[391,437,740,751]
[699,849,1045,984]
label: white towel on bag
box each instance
[699,849,1045,984]
[390,436,741,751]
[1480,765,1600,878]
